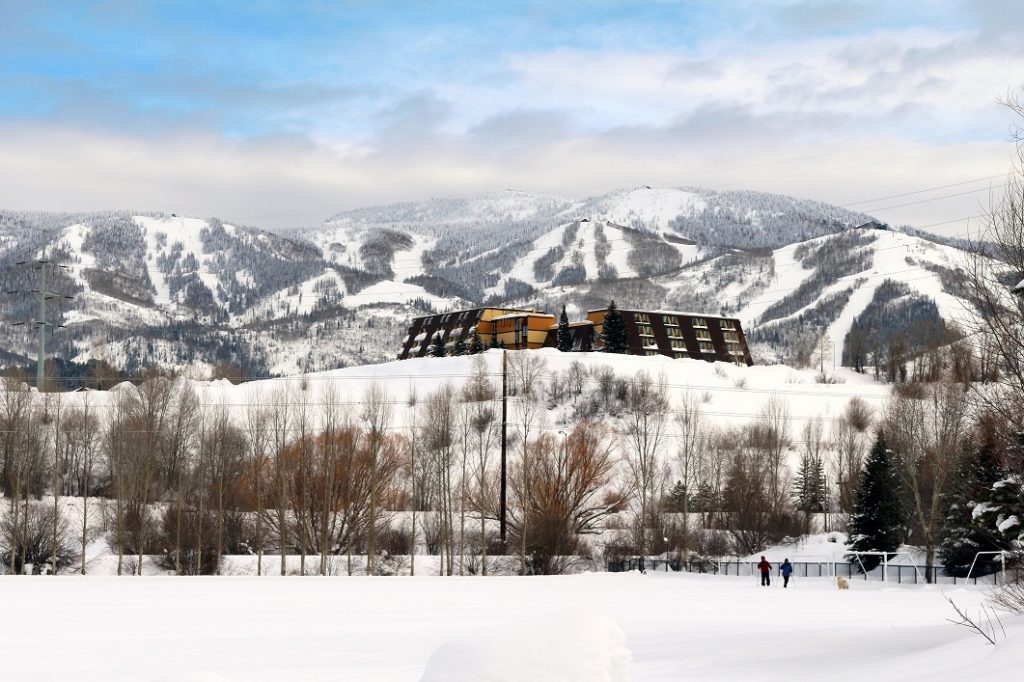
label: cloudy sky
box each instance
[1,0,1022,236]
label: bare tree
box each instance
[61,395,99,574]
[362,383,393,575]
[508,421,620,574]
[883,382,970,581]
[748,396,792,517]
[1,371,44,574]
[463,356,498,575]
[964,92,1024,442]
[507,351,547,574]
[407,386,419,576]
[622,371,669,560]
[699,426,733,530]
[674,390,707,561]
[104,387,144,573]
[203,405,246,573]
[268,385,292,575]
[422,384,457,575]
[829,398,873,518]
[167,382,199,575]
[293,382,312,575]
[317,381,342,576]
[128,375,175,574]
[245,392,270,576]
[48,393,64,575]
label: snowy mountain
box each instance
[304,186,874,303]
[0,187,986,378]
[0,211,442,377]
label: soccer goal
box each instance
[789,554,835,578]
[845,551,923,585]
[966,551,1012,584]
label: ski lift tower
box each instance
[8,251,74,390]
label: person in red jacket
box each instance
[757,556,772,586]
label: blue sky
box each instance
[1,1,1021,233]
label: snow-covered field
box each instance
[1,572,1018,681]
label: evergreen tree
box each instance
[668,480,688,513]
[794,454,825,513]
[469,332,485,354]
[939,429,1008,577]
[488,331,501,349]
[452,335,467,356]
[846,431,905,572]
[557,305,574,352]
[430,333,446,358]
[600,300,629,353]
[972,473,1023,553]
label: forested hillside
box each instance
[0,187,984,379]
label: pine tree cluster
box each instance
[846,432,905,572]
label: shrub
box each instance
[154,505,220,575]
[0,502,78,575]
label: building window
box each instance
[637,324,654,337]
[696,329,712,341]
[674,352,688,359]
[666,326,683,338]
[663,314,679,326]
[635,312,650,323]
[645,350,659,356]
[720,319,736,331]
[670,338,686,350]
[724,331,740,343]
[692,317,708,328]
[699,341,715,354]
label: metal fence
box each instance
[607,557,1021,585]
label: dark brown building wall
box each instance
[587,308,754,365]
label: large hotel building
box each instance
[398,306,753,365]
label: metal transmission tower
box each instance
[7,251,74,390]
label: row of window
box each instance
[631,312,738,331]
[631,324,729,343]
[644,349,746,363]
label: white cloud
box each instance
[1,16,1021,239]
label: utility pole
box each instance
[36,253,47,390]
[499,348,508,545]
[8,251,73,391]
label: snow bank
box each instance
[421,609,632,682]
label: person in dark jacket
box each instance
[780,558,793,588]
[757,556,771,586]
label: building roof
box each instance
[409,306,536,323]
[546,320,596,330]
[492,312,556,322]
[586,307,742,322]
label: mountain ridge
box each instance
[0,186,985,379]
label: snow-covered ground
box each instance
[0,571,1017,681]
[53,349,891,442]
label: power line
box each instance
[841,174,1006,207]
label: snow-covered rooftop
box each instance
[587,308,741,321]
